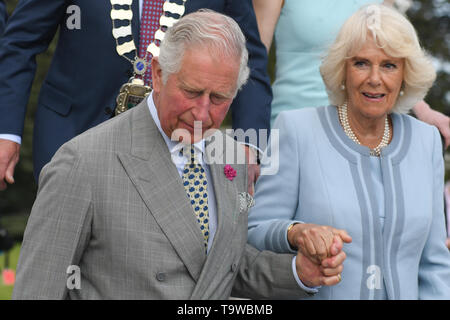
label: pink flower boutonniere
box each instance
[224,164,237,181]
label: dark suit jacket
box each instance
[0,0,271,181]
[0,0,6,35]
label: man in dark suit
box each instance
[0,0,6,35]
[0,0,270,189]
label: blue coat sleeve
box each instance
[0,0,6,35]
[247,112,303,253]
[418,127,450,299]
[0,0,68,136]
[225,0,272,148]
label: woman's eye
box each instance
[383,63,397,69]
[354,60,367,67]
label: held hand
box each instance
[295,249,347,288]
[243,145,260,196]
[288,223,352,264]
[0,139,20,191]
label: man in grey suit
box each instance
[12,10,346,299]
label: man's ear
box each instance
[151,57,162,93]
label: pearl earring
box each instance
[399,90,404,96]
[340,83,346,91]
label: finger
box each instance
[334,229,352,243]
[329,234,345,256]
[4,159,17,184]
[320,264,344,277]
[322,250,347,268]
[299,236,321,264]
[309,228,329,261]
[321,274,342,286]
[318,231,333,260]
[303,235,318,258]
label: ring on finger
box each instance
[337,274,342,282]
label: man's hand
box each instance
[243,145,260,196]
[446,238,450,250]
[295,249,347,288]
[413,101,450,149]
[288,223,352,264]
[0,139,20,190]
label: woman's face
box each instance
[344,40,404,120]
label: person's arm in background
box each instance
[413,101,450,149]
[0,0,68,190]
[252,0,283,52]
[382,0,450,148]
[225,0,275,194]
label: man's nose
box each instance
[192,95,211,123]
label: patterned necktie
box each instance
[181,146,210,251]
[139,0,165,86]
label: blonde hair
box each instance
[320,3,436,113]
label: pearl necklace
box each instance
[337,102,390,157]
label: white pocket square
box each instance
[238,192,255,215]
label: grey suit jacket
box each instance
[13,101,307,300]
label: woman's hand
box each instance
[288,223,352,264]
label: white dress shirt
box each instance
[146,93,218,254]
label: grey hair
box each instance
[158,9,250,96]
[320,4,436,113]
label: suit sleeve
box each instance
[232,244,311,299]
[247,112,302,253]
[0,0,68,136]
[226,0,272,148]
[12,140,93,299]
[0,0,6,35]
[418,127,450,299]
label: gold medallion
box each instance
[115,78,152,115]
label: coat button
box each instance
[156,272,166,282]
[231,263,237,273]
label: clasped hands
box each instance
[290,223,352,288]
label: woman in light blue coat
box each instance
[247,4,450,299]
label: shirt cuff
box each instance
[0,134,22,145]
[291,256,320,294]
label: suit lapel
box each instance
[117,102,206,281]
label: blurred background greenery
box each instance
[0,0,449,295]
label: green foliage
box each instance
[0,243,21,300]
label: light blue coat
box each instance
[248,106,450,299]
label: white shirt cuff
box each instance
[291,256,320,294]
[0,134,22,145]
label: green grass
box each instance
[0,243,21,300]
